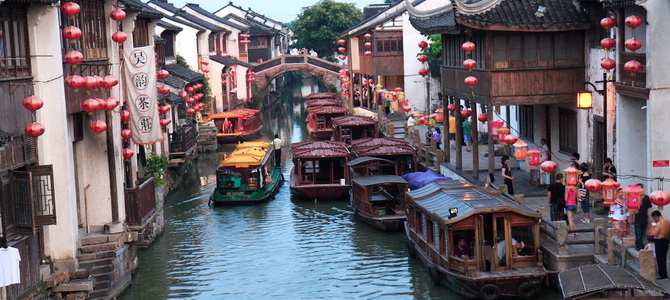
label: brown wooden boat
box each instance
[305,106,348,140]
[332,115,377,143]
[210,109,262,143]
[306,92,338,100]
[348,157,408,231]
[351,137,417,175]
[306,98,339,109]
[290,140,352,200]
[405,180,546,300]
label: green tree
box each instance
[420,34,442,77]
[292,0,363,59]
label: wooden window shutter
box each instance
[27,165,56,226]
[10,170,35,235]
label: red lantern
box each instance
[540,160,557,173]
[601,58,616,70]
[61,2,80,16]
[66,75,84,91]
[122,148,134,160]
[158,86,170,95]
[201,61,209,66]
[461,109,472,118]
[600,17,616,30]
[63,26,82,41]
[602,178,621,207]
[464,76,478,86]
[623,184,644,213]
[186,86,194,93]
[600,38,616,50]
[477,113,487,123]
[157,69,170,79]
[121,129,132,140]
[240,40,250,45]
[102,75,118,89]
[650,190,670,210]
[163,104,171,112]
[445,104,454,112]
[418,41,428,49]
[364,33,372,39]
[338,47,346,53]
[490,120,503,139]
[81,99,99,112]
[24,122,45,137]
[462,41,475,52]
[337,39,346,45]
[364,42,372,48]
[417,55,428,63]
[90,120,107,133]
[193,105,200,112]
[624,60,642,73]
[527,148,541,167]
[513,140,528,162]
[65,51,84,65]
[338,55,346,60]
[418,68,429,76]
[403,106,411,112]
[368,79,374,85]
[178,91,187,99]
[498,127,510,141]
[625,38,642,51]
[112,32,127,44]
[585,179,603,192]
[625,15,642,28]
[110,9,126,22]
[186,108,195,114]
[23,96,44,111]
[104,97,119,111]
[186,97,195,104]
[91,75,103,89]
[463,59,476,70]
[364,51,372,56]
[95,98,106,110]
[120,110,131,122]
[504,134,518,145]
[563,165,581,189]
[160,119,171,127]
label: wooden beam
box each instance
[472,103,479,179]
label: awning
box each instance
[559,265,670,299]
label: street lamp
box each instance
[577,91,592,109]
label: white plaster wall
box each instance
[236,65,249,100]
[616,95,647,188]
[209,61,225,112]
[401,11,431,114]
[351,37,360,71]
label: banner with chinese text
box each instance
[123,46,163,145]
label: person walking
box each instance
[462,117,472,152]
[604,158,617,181]
[548,174,566,222]
[433,128,442,150]
[609,191,630,237]
[565,185,578,237]
[425,127,433,145]
[634,184,652,250]
[651,210,670,279]
[272,134,283,167]
[540,138,550,162]
[579,163,592,223]
[501,156,514,195]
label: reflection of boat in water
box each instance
[306,106,348,140]
[405,180,546,300]
[210,109,262,143]
[210,141,283,205]
[290,140,352,201]
[348,157,408,232]
[351,137,417,175]
[331,115,377,143]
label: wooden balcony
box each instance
[124,177,155,226]
[169,123,197,154]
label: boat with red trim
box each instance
[210,108,262,143]
[290,140,352,200]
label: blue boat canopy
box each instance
[401,169,451,190]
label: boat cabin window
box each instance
[300,159,346,184]
[511,225,535,256]
[452,230,475,259]
[215,118,239,134]
[426,219,434,244]
[217,171,242,189]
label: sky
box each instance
[167,0,386,23]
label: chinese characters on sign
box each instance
[123,47,163,144]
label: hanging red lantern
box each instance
[623,184,644,213]
[600,17,616,30]
[122,148,134,160]
[463,59,477,70]
[186,108,196,114]
[338,55,346,60]
[526,148,541,167]
[600,38,616,50]
[362,50,372,56]
[337,39,346,45]
[625,15,642,28]
[63,26,82,41]
[447,104,455,112]
[186,86,194,93]
[498,127,510,141]
[81,98,99,112]
[650,190,670,210]
[65,51,84,65]
[102,75,118,89]
[110,9,126,22]
[513,140,528,162]
[462,41,476,52]
[160,119,171,127]
[163,104,171,112]
[624,60,642,73]
[81,76,96,90]
[112,32,127,44]
[157,69,170,79]
[201,61,209,66]
[585,179,603,192]
[364,42,372,48]
[61,2,80,16]
[417,55,428,63]
[179,91,188,99]
[193,105,201,112]
[158,106,167,114]
[186,97,195,104]
[92,75,104,89]
[403,106,411,112]
[477,113,487,123]
[364,33,372,39]
[23,96,44,111]
[418,41,428,49]
[461,109,472,118]
[158,86,170,95]
[464,76,478,86]
[418,68,429,76]
[121,129,132,140]
[221,80,227,85]
[490,120,503,139]
[104,97,119,111]
[120,110,131,122]
[338,47,346,53]
[24,122,45,137]
[206,76,211,80]
[504,134,518,145]
[625,38,642,51]
[563,165,582,189]
[95,98,106,110]
[90,120,107,133]
[368,79,374,85]
[602,178,621,207]
[601,58,616,70]
[66,75,84,91]
[240,40,251,45]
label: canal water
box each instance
[119,80,561,299]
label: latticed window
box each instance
[61,0,108,60]
[161,31,175,57]
[558,108,577,154]
[0,4,30,79]
[133,18,150,47]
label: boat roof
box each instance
[210,108,260,120]
[350,137,410,147]
[308,105,348,114]
[332,115,377,127]
[352,175,407,187]
[347,156,396,167]
[407,180,540,224]
[354,145,415,156]
[291,140,351,159]
[307,98,339,107]
[221,141,271,168]
[307,92,338,99]
[559,265,670,299]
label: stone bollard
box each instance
[607,227,623,265]
[436,150,444,166]
[622,236,636,267]
[514,194,525,204]
[555,221,568,255]
[639,249,657,281]
[593,218,606,255]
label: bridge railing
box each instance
[253,54,341,73]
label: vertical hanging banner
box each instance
[123,46,163,145]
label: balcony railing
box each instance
[169,123,197,154]
[124,177,155,226]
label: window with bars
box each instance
[518,105,534,141]
[249,37,267,49]
[0,4,30,79]
[558,108,577,154]
[61,0,108,60]
[161,31,175,57]
[375,39,403,55]
[133,18,150,47]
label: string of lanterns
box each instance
[417,40,428,77]
[337,39,347,61]
[364,33,372,56]
[240,33,251,45]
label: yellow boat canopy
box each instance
[222,141,272,168]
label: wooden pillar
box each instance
[487,103,495,176]
[443,94,450,163]
[471,103,479,179]
[455,97,463,170]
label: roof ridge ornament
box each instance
[404,0,505,18]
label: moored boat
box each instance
[306,105,348,140]
[331,115,378,143]
[405,180,546,299]
[306,98,339,109]
[290,140,352,200]
[210,109,262,143]
[306,92,338,100]
[351,137,417,175]
[210,141,283,205]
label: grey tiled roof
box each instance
[163,64,204,83]
[185,3,248,31]
[6,0,59,4]
[601,0,637,8]
[210,56,254,68]
[157,20,183,32]
[163,72,188,89]
[224,14,278,36]
[457,0,590,30]
[149,0,226,32]
[119,0,163,19]
[163,92,182,104]
[409,11,459,35]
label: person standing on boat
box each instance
[651,210,670,279]
[223,118,232,133]
[497,238,524,262]
[501,156,514,195]
[272,134,283,167]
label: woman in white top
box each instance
[609,191,630,236]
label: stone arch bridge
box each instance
[252,54,341,92]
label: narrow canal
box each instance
[119,80,560,299]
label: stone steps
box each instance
[77,233,123,300]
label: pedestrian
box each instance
[462,117,472,152]
[540,138,550,162]
[571,152,580,166]
[433,128,442,150]
[634,183,652,250]
[547,173,566,222]
[406,116,414,130]
[651,210,670,279]
[272,133,283,167]
[609,191,630,237]
[383,95,390,115]
[579,162,591,223]
[604,158,617,181]
[501,155,514,195]
[565,184,578,237]
[425,127,433,144]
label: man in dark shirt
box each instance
[604,157,617,181]
[634,183,652,250]
[453,238,468,258]
[547,174,565,222]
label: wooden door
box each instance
[492,213,512,270]
[475,215,487,271]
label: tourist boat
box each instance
[559,265,670,299]
[290,140,352,200]
[351,137,417,175]
[306,92,338,100]
[331,115,377,143]
[306,98,339,109]
[348,157,408,231]
[405,180,546,300]
[210,109,262,143]
[306,105,348,140]
[210,141,283,205]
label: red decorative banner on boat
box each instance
[123,46,163,145]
